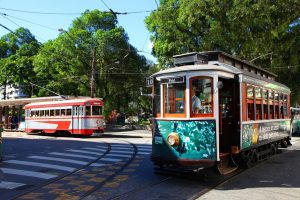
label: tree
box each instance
[0,28,41,97]
[146,0,300,104]
[33,9,150,116]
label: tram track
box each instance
[13,139,138,200]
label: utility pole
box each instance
[90,47,96,98]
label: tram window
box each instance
[274,92,279,118]
[279,93,283,118]
[61,109,66,116]
[246,85,254,120]
[163,82,185,114]
[263,104,268,119]
[66,109,72,116]
[55,109,60,116]
[45,110,49,116]
[30,110,34,117]
[263,89,268,119]
[40,110,45,117]
[86,106,91,116]
[255,88,262,120]
[50,110,54,116]
[255,87,261,98]
[283,94,288,118]
[247,86,254,98]
[92,106,102,115]
[153,80,161,116]
[269,91,274,119]
[248,103,255,120]
[190,77,213,116]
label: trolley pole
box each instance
[90,47,96,98]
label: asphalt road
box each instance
[1,131,300,200]
[197,137,300,200]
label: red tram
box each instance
[24,98,105,136]
[148,51,291,174]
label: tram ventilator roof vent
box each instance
[173,52,208,66]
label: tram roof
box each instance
[0,96,97,107]
[23,97,103,108]
[151,62,241,77]
[151,61,290,93]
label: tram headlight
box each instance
[167,132,180,147]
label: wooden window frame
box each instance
[190,76,214,118]
[162,82,186,118]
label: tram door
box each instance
[72,106,81,134]
[218,77,240,153]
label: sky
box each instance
[0,0,158,62]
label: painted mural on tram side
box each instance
[153,120,216,160]
[242,120,291,149]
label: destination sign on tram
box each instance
[161,77,185,84]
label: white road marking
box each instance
[90,163,106,167]
[138,146,151,149]
[0,181,26,189]
[138,148,152,152]
[111,147,132,150]
[138,152,151,155]
[82,147,107,152]
[66,149,104,155]
[111,145,131,147]
[1,168,57,179]
[48,152,97,160]
[5,160,75,172]
[29,156,88,165]
[101,158,123,162]
[110,150,133,154]
[107,154,132,158]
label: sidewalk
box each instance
[197,137,300,200]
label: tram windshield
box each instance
[190,77,213,115]
[163,82,185,114]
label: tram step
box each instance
[217,153,238,175]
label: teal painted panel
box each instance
[153,120,216,160]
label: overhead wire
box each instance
[0,7,82,15]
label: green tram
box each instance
[291,107,300,136]
[148,51,291,174]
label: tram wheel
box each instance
[281,139,288,148]
[246,149,258,168]
[270,143,277,156]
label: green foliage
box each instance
[0,28,41,97]
[146,0,300,104]
[33,9,151,115]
